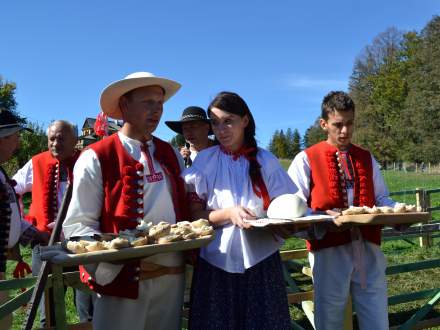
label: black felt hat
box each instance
[0,109,32,138]
[165,106,213,135]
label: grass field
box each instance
[3,167,440,329]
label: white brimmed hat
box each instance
[100,72,181,120]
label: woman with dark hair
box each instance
[183,91,297,329]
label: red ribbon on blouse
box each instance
[220,145,271,210]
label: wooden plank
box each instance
[388,288,439,305]
[390,190,418,196]
[287,291,313,304]
[283,264,300,293]
[0,276,37,290]
[343,296,353,330]
[280,249,308,260]
[41,235,214,267]
[426,188,440,194]
[24,183,73,330]
[52,265,67,330]
[399,290,440,330]
[36,322,93,330]
[381,223,440,237]
[386,259,440,275]
[302,267,312,278]
[338,212,430,226]
[301,300,315,329]
[0,286,34,319]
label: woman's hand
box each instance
[228,206,256,229]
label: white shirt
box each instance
[13,158,69,208]
[189,149,198,162]
[0,171,31,248]
[63,132,185,268]
[287,150,395,208]
[183,145,298,273]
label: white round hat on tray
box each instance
[267,194,307,219]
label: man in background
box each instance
[165,106,214,167]
[13,120,95,326]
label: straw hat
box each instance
[100,72,181,119]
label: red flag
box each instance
[94,112,109,137]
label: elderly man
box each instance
[0,108,49,329]
[165,106,214,166]
[63,72,188,330]
[13,120,94,326]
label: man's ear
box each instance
[319,118,328,131]
[119,96,128,119]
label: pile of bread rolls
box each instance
[341,203,421,216]
[66,219,213,254]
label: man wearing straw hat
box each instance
[165,106,214,167]
[63,72,188,330]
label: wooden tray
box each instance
[244,214,333,228]
[337,212,430,225]
[40,235,214,267]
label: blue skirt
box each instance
[189,252,291,330]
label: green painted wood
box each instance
[389,288,440,305]
[399,290,440,330]
[290,319,307,330]
[386,259,440,275]
[283,263,300,294]
[427,206,440,212]
[426,188,440,194]
[0,276,37,290]
[52,265,67,330]
[390,190,418,196]
[0,286,34,319]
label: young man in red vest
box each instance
[63,72,188,330]
[12,120,95,326]
[288,91,395,330]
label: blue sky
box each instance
[1,1,439,147]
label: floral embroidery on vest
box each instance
[325,147,370,209]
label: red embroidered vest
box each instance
[305,141,381,251]
[26,151,76,233]
[78,134,188,299]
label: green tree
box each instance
[401,16,440,164]
[169,134,186,148]
[268,129,290,158]
[349,27,407,165]
[292,129,302,157]
[303,118,326,148]
[0,76,20,117]
[1,76,47,175]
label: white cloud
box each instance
[286,75,347,90]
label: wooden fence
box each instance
[1,188,439,329]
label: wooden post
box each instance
[421,191,433,247]
[416,189,432,247]
[343,296,353,330]
[52,265,67,330]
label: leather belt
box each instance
[138,262,185,281]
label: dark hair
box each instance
[207,91,262,186]
[321,91,355,120]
